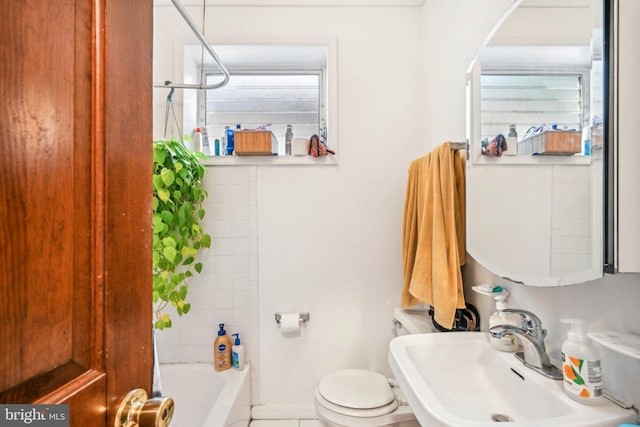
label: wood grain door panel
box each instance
[0,1,153,425]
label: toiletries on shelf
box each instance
[232,333,245,370]
[488,294,520,352]
[214,138,220,156]
[561,319,603,404]
[221,127,229,156]
[225,126,235,156]
[504,124,517,156]
[285,124,293,155]
[194,127,203,153]
[201,127,210,155]
[214,323,232,371]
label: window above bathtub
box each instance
[182,40,338,166]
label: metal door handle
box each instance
[115,388,174,427]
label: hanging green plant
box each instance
[152,137,211,330]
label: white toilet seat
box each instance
[314,370,418,426]
[318,369,397,414]
[315,369,399,419]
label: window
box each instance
[202,71,324,155]
[182,43,334,161]
[480,71,587,142]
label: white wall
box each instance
[154,0,640,417]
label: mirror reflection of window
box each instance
[480,72,586,142]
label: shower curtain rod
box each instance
[154,0,230,90]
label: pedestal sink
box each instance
[389,332,636,427]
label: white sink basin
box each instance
[389,332,636,427]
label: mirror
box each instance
[466,0,604,286]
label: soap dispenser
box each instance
[232,333,245,370]
[560,318,603,404]
[214,323,232,371]
[488,294,521,352]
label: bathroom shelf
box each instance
[472,154,592,166]
[588,331,640,361]
[203,154,337,166]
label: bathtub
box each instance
[159,363,250,427]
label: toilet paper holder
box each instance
[275,312,310,326]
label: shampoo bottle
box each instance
[488,295,521,352]
[232,333,245,370]
[214,323,232,371]
[560,318,603,404]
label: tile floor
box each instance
[249,420,323,427]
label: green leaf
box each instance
[181,246,197,256]
[571,366,585,385]
[157,188,170,202]
[162,246,177,263]
[178,285,188,299]
[162,236,177,248]
[194,262,203,274]
[160,168,175,187]
[152,174,164,191]
[153,145,167,164]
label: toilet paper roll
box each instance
[280,313,301,333]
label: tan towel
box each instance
[401,142,466,329]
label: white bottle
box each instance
[232,333,245,370]
[285,124,293,155]
[560,318,603,404]
[488,295,521,352]
[193,127,202,153]
[504,124,518,156]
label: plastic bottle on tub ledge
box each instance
[214,323,232,371]
[232,333,245,370]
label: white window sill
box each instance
[203,154,338,166]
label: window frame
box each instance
[198,67,326,148]
[479,66,591,142]
[181,39,338,166]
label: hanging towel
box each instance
[401,141,466,330]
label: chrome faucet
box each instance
[489,309,563,380]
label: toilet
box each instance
[314,306,433,427]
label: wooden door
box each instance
[0,1,153,426]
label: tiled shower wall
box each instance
[155,165,260,387]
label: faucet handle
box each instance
[502,309,542,333]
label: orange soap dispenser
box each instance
[214,323,232,371]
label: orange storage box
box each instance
[234,130,278,156]
[518,130,581,155]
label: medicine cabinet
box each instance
[465,0,605,286]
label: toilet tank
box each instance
[588,331,640,411]
[393,305,434,336]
